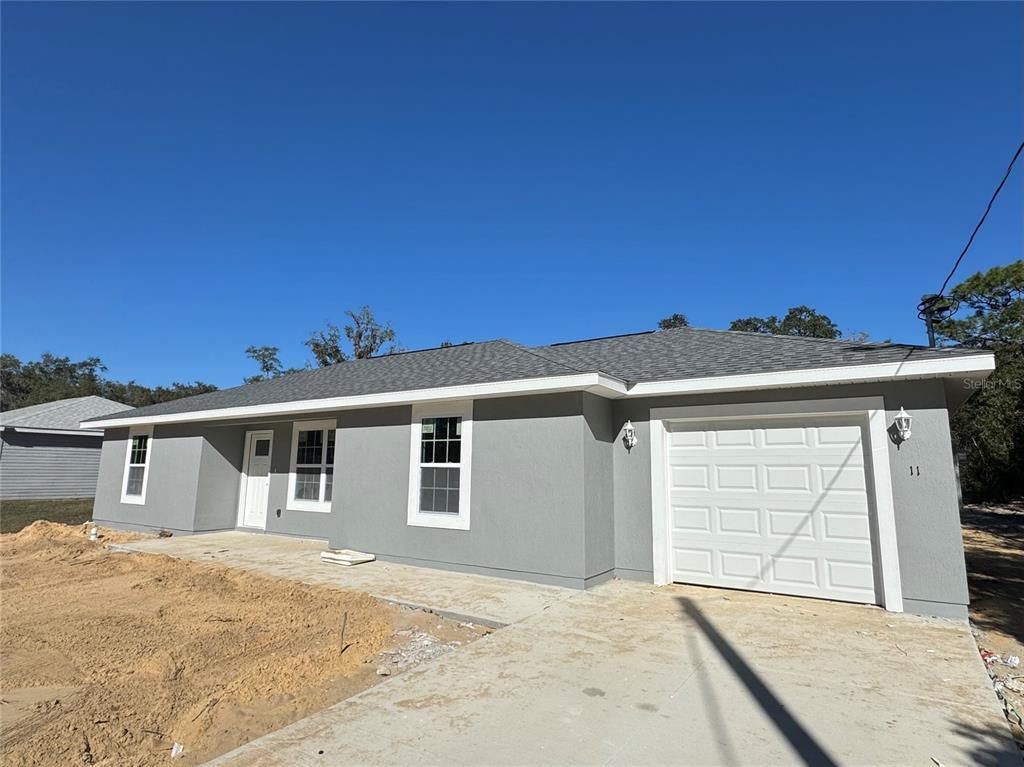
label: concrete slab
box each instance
[114,532,1019,766]
[113,531,570,627]
[206,581,1018,767]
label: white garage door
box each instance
[666,415,879,604]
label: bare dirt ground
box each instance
[962,500,1024,748]
[0,522,488,766]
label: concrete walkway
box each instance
[114,531,570,627]
[115,533,1020,766]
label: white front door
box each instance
[665,415,878,605]
[241,431,273,529]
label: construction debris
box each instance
[321,549,375,566]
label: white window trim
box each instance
[120,425,153,505]
[407,400,473,531]
[648,396,903,613]
[286,418,336,513]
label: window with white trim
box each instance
[120,425,153,505]
[287,419,336,512]
[407,402,472,530]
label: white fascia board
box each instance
[3,426,104,436]
[626,354,995,398]
[81,372,631,429]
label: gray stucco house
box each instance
[84,328,994,619]
[1,396,131,500]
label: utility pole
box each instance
[917,294,957,348]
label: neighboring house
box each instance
[1,396,132,500]
[84,328,994,619]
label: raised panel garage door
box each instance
[666,415,879,604]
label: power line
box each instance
[937,139,1024,296]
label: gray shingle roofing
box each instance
[1,396,132,430]
[83,328,986,424]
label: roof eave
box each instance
[81,353,995,430]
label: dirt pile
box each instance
[0,522,479,765]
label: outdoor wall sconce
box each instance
[892,407,913,445]
[622,420,638,452]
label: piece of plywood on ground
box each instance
[321,549,375,566]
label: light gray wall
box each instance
[610,379,969,618]
[93,425,204,533]
[582,393,615,584]
[332,393,593,587]
[0,430,103,500]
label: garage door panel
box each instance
[764,465,812,491]
[717,506,760,535]
[671,505,711,532]
[667,415,878,605]
[673,547,713,577]
[766,509,815,539]
[715,464,759,491]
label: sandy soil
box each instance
[962,501,1024,746]
[0,522,487,766]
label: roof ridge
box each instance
[654,324,928,350]
[495,339,594,375]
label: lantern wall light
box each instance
[622,420,638,451]
[892,407,913,445]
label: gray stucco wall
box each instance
[582,393,615,584]
[0,430,103,500]
[93,425,204,533]
[332,393,593,587]
[609,379,969,618]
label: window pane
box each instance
[126,466,145,496]
[422,419,435,436]
[296,430,323,465]
[448,441,461,464]
[324,467,334,502]
[433,441,448,464]
[294,467,321,500]
[420,441,434,464]
[447,489,460,514]
[420,487,433,512]
[130,435,149,465]
[435,418,448,439]
[326,431,335,465]
[254,439,270,457]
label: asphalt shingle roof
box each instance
[1,396,132,430]
[536,326,982,383]
[83,328,985,424]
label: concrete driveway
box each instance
[117,533,1019,766]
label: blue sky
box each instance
[3,2,1021,388]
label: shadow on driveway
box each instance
[677,596,839,767]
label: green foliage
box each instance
[936,261,1024,501]
[0,353,217,411]
[729,305,840,339]
[657,313,690,330]
[936,260,1023,348]
[304,306,401,366]
[243,345,304,384]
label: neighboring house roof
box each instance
[2,396,132,433]
[82,328,993,428]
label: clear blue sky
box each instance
[3,2,1021,388]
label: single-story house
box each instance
[1,395,132,500]
[83,328,994,619]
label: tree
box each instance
[729,305,840,339]
[245,345,285,383]
[0,353,218,411]
[305,306,401,366]
[936,260,1024,500]
[657,313,690,330]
